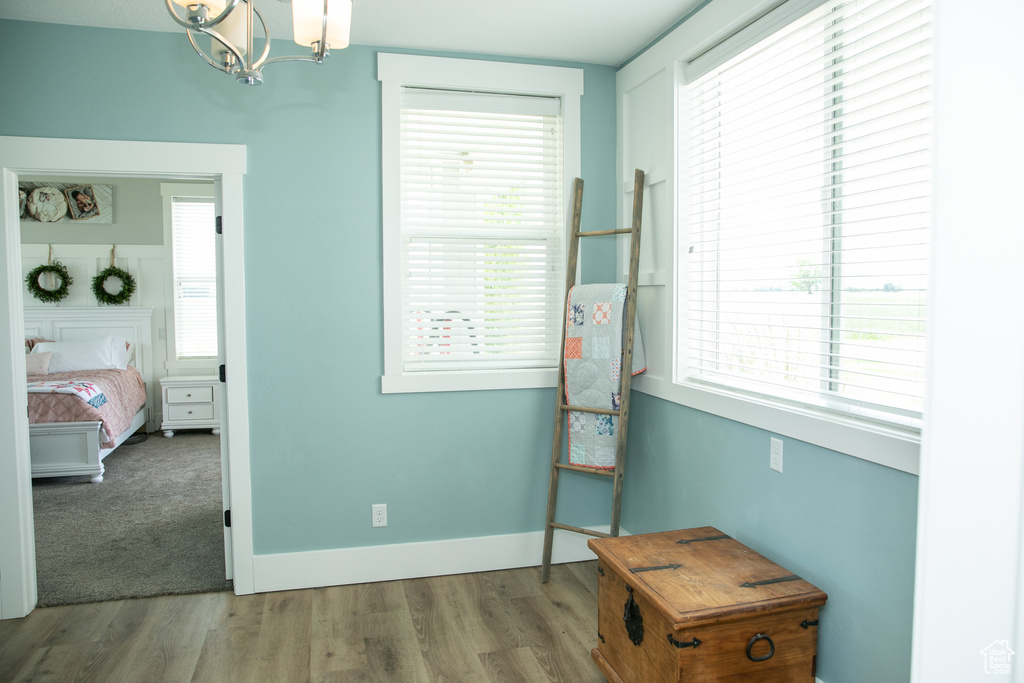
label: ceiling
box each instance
[0,0,704,67]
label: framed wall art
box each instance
[20,182,113,224]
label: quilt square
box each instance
[570,442,587,463]
[570,412,587,433]
[596,415,615,436]
[611,392,621,410]
[611,359,621,382]
[596,446,616,465]
[587,336,611,359]
[592,302,612,325]
[613,284,627,302]
[565,337,583,359]
[570,303,585,326]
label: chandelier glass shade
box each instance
[165,0,352,85]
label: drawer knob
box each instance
[746,633,775,662]
[188,410,193,414]
[187,393,192,397]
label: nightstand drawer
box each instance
[166,386,214,404]
[167,403,215,421]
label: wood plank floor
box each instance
[0,561,607,683]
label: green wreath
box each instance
[92,265,137,305]
[25,262,74,303]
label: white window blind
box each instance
[171,198,218,359]
[399,88,564,372]
[685,0,931,426]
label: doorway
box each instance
[0,136,254,619]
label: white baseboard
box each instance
[251,526,625,594]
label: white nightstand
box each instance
[159,375,221,438]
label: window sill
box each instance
[382,368,558,394]
[165,358,219,373]
[631,374,920,475]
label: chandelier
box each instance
[164,0,352,85]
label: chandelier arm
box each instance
[205,25,249,71]
[245,4,274,70]
[164,0,241,30]
[186,27,237,73]
[317,0,329,61]
[261,54,321,66]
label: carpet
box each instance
[32,431,233,607]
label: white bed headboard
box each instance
[24,306,155,427]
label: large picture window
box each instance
[682,0,932,429]
[379,54,583,393]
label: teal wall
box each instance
[2,18,918,682]
[0,20,619,552]
[623,393,918,683]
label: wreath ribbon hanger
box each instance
[92,245,137,306]
[25,244,73,303]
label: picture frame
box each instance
[65,185,101,221]
[18,182,113,223]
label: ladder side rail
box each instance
[541,177,585,582]
[609,169,645,537]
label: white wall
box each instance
[911,0,1024,680]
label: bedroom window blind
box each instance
[171,198,218,359]
[398,88,564,372]
[683,0,932,428]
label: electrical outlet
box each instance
[372,503,387,527]
[770,437,783,473]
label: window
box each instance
[170,196,218,359]
[379,54,583,393]
[681,0,932,430]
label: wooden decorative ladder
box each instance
[541,168,645,583]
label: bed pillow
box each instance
[25,351,51,376]
[25,338,54,352]
[31,335,129,373]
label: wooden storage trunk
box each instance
[588,527,827,683]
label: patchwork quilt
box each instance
[564,283,646,469]
[28,379,108,409]
[27,367,146,448]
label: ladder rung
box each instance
[549,522,612,538]
[575,228,633,237]
[555,462,616,477]
[559,404,621,416]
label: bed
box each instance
[24,307,154,483]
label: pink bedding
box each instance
[27,366,146,448]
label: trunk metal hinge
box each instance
[741,574,800,588]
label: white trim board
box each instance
[252,526,623,594]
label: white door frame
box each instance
[0,136,254,619]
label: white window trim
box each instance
[620,0,922,475]
[378,53,583,394]
[160,182,218,374]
